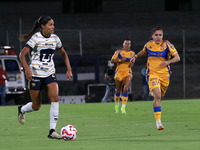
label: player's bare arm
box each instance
[59,47,73,80]
[19,46,32,81]
[160,53,180,67]
[130,50,146,63]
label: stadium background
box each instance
[0,0,199,103]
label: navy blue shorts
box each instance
[28,74,57,90]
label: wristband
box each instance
[134,55,138,58]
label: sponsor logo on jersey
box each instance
[32,78,40,82]
[45,43,54,46]
[39,66,49,70]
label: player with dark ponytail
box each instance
[18,15,72,139]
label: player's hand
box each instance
[66,70,73,80]
[160,61,169,67]
[130,57,136,64]
[130,57,135,67]
[25,68,32,81]
[121,57,126,61]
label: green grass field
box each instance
[0,99,200,150]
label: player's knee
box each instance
[32,104,41,111]
[116,89,121,94]
[50,94,59,102]
[154,94,161,101]
[123,86,129,93]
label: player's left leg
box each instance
[154,77,169,130]
[121,75,132,114]
[46,82,62,139]
[148,74,164,130]
[45,74,62,139]
[152,87,164,130]
[152,76,169,130]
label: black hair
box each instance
[19,15,52,41]
[124,38,131,41]
[151,26,163,35]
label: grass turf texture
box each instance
[0,99,200,150]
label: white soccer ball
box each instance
[60,124,77,141]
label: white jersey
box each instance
[26,32,62,78]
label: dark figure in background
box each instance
[141,65,149,101]
[0,62,8,106]
[102,61,116,102]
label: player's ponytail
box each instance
[19,15,52,41]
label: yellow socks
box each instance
[115,92,120,104]
[153,106,161,121]
[122,93,128,105]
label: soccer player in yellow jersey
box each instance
[111,39,135,114]
[132,27,180,130]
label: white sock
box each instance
[21,102,34,113]
[50,102,59,130]
[122,104,126,107]
[156,120,161,124]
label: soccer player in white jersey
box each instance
[18,15,72,139]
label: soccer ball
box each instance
[60,125,77,141]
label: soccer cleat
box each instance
[156,121,164,130]
[47,129,62,139]
[114,104,119,113]
[18,105,25,125]
[121,107,126,114]
[149,88,154,97]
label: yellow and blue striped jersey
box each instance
[111,49,135,73]
[142,40,178,76]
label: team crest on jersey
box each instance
[32,83,36,87]
[161,45,164,50]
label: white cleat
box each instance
[47,129,62,139]
[18,105,25,125]
[156,121,164,130]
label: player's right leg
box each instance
[114,79,122,113]
[18,90,41,125]
[114,92,120,113]
[18,77,42,125]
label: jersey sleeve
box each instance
[166,41,178,56]
[26,33,38,49]
[111,50,120,60]
[142,43,148,54]
[56,36,62,49]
